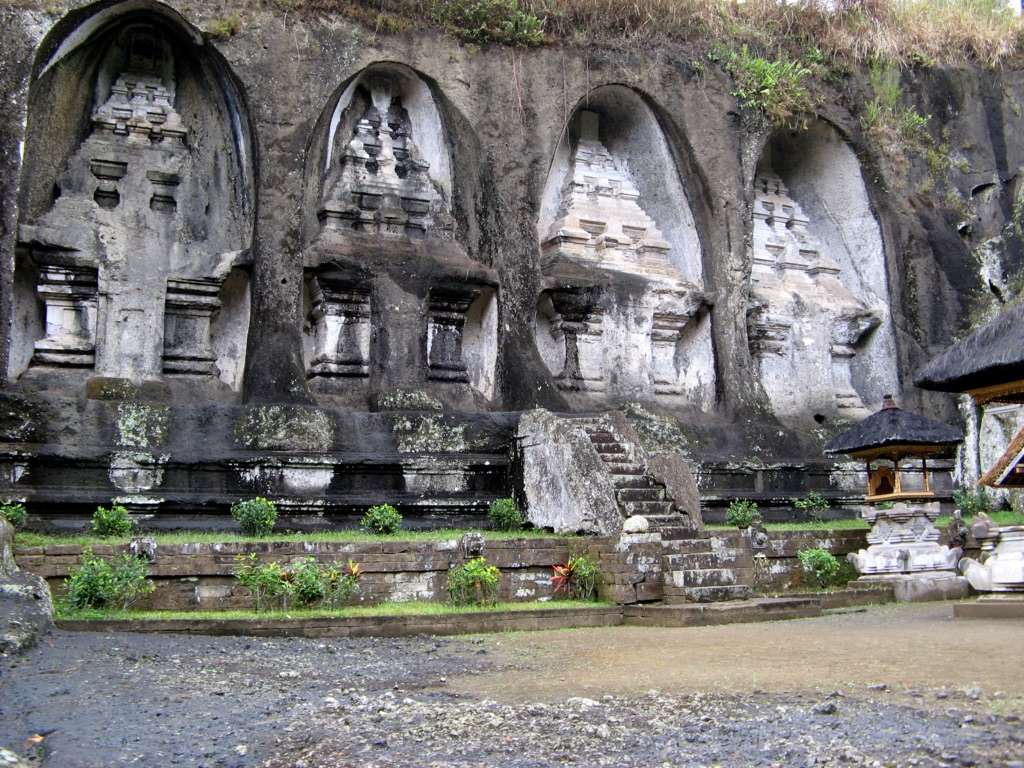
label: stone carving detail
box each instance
[847,502,962,575]
[15,28,247,389]
[320,76,451,238]
[541,111,675,278]
[32,265,99,368]
[959,523,1024,592]
[307,277,371,379]
[163,279,221,375]
[427,289,480,382]
[538,110,711,404]
[545,291,606,393]
[747,167,881,418]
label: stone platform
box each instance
[853,572,969,603]
[955,595,1024,619]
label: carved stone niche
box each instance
[544,290,606,393]
[306,274,371,379]
[32,263,99,368]
[163,278,221,375]
[319,75,452,240]
[427,288,481,382]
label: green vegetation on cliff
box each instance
[271,0,1022,66]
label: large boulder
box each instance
[0,517,54,655]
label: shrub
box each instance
[953,487,991,517]
[91,504,133,538]
[427,0,545,46]
[726,499,757,528]
[234,554,291,611]
[488,498,524,532]
[446,556,501,606]
[1,501,27,530]
[798,547,841,589]
[231,497,278,537]
[551,553,600,601]
[62,549,154,611]
[285,557,363,608]
[792,491,829,522]
[361,504,402,535]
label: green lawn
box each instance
[57,599,611,622]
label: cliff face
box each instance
[0,1,1020,523]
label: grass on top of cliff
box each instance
[286,0,1024,66]
[14,528,565,548]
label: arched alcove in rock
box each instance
[10,0,254,399]
[535,87,714,411]
[747,119,898,426]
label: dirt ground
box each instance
[454,603,1024,706]
[2,602,1023,767]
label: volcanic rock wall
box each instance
[0,1,1022,524]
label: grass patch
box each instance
[15,528,565,549]
[937,510,1024,527]
[708,519,870,532]
[57,599,611,621]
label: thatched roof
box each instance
[824,397,964,456]
[979,425,1024,488]
[915,302,1024,394]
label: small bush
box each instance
[234,554,290,612]
[792,491,829,522]
[1,500,27,530]
[427,0,545,46]
[798,547,841,589]
[726,499,757,528]
[361,504,402,535]
[953,487,992,517]
[62,549,154,611]
[488,498,524,532]
[446,556,501,606]
[285,557,363,608]
[91,504,132,538]
[231,497,278,537]
[551,554,599,601]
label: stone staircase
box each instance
[576,415,752,603]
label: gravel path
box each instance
[1,604,1022,767]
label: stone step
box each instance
[615,487,666,503]
[593,442,627,455]
[610,474,660,489]
[673,569,738,589]
[663,584,755,604]
[584,430,618,443]
[663,552,721,571]
[603,461,644,475]
[621,500,674,517]
[661,537,715,554]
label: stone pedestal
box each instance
[955,593,1024,619]
[959,525,1024,593]
[848,501,966,601]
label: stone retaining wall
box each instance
[13,529,907,611]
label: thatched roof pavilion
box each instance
[914,302,1024,405]
[825,396,963,501]
[916,303,1024,488]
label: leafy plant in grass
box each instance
[91,503,132,538]
[62,549,154,611]
[551,553,599,601]
[722,45,812,128]
[446,556,501,606]
[285,557,363,608]
[488,498,524,532]
[231,497,278,536]
[0,500,27,530]
[234,554,292,611]
[792,491,829,523]
[798,547,842,589]
[427,0,545,46]
[361,504,402,535]
[726,499,757,528]
[952,487,992,517]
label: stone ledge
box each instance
[622,596,823,627]
[954,596,1024,619]
[56,606,624,638]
